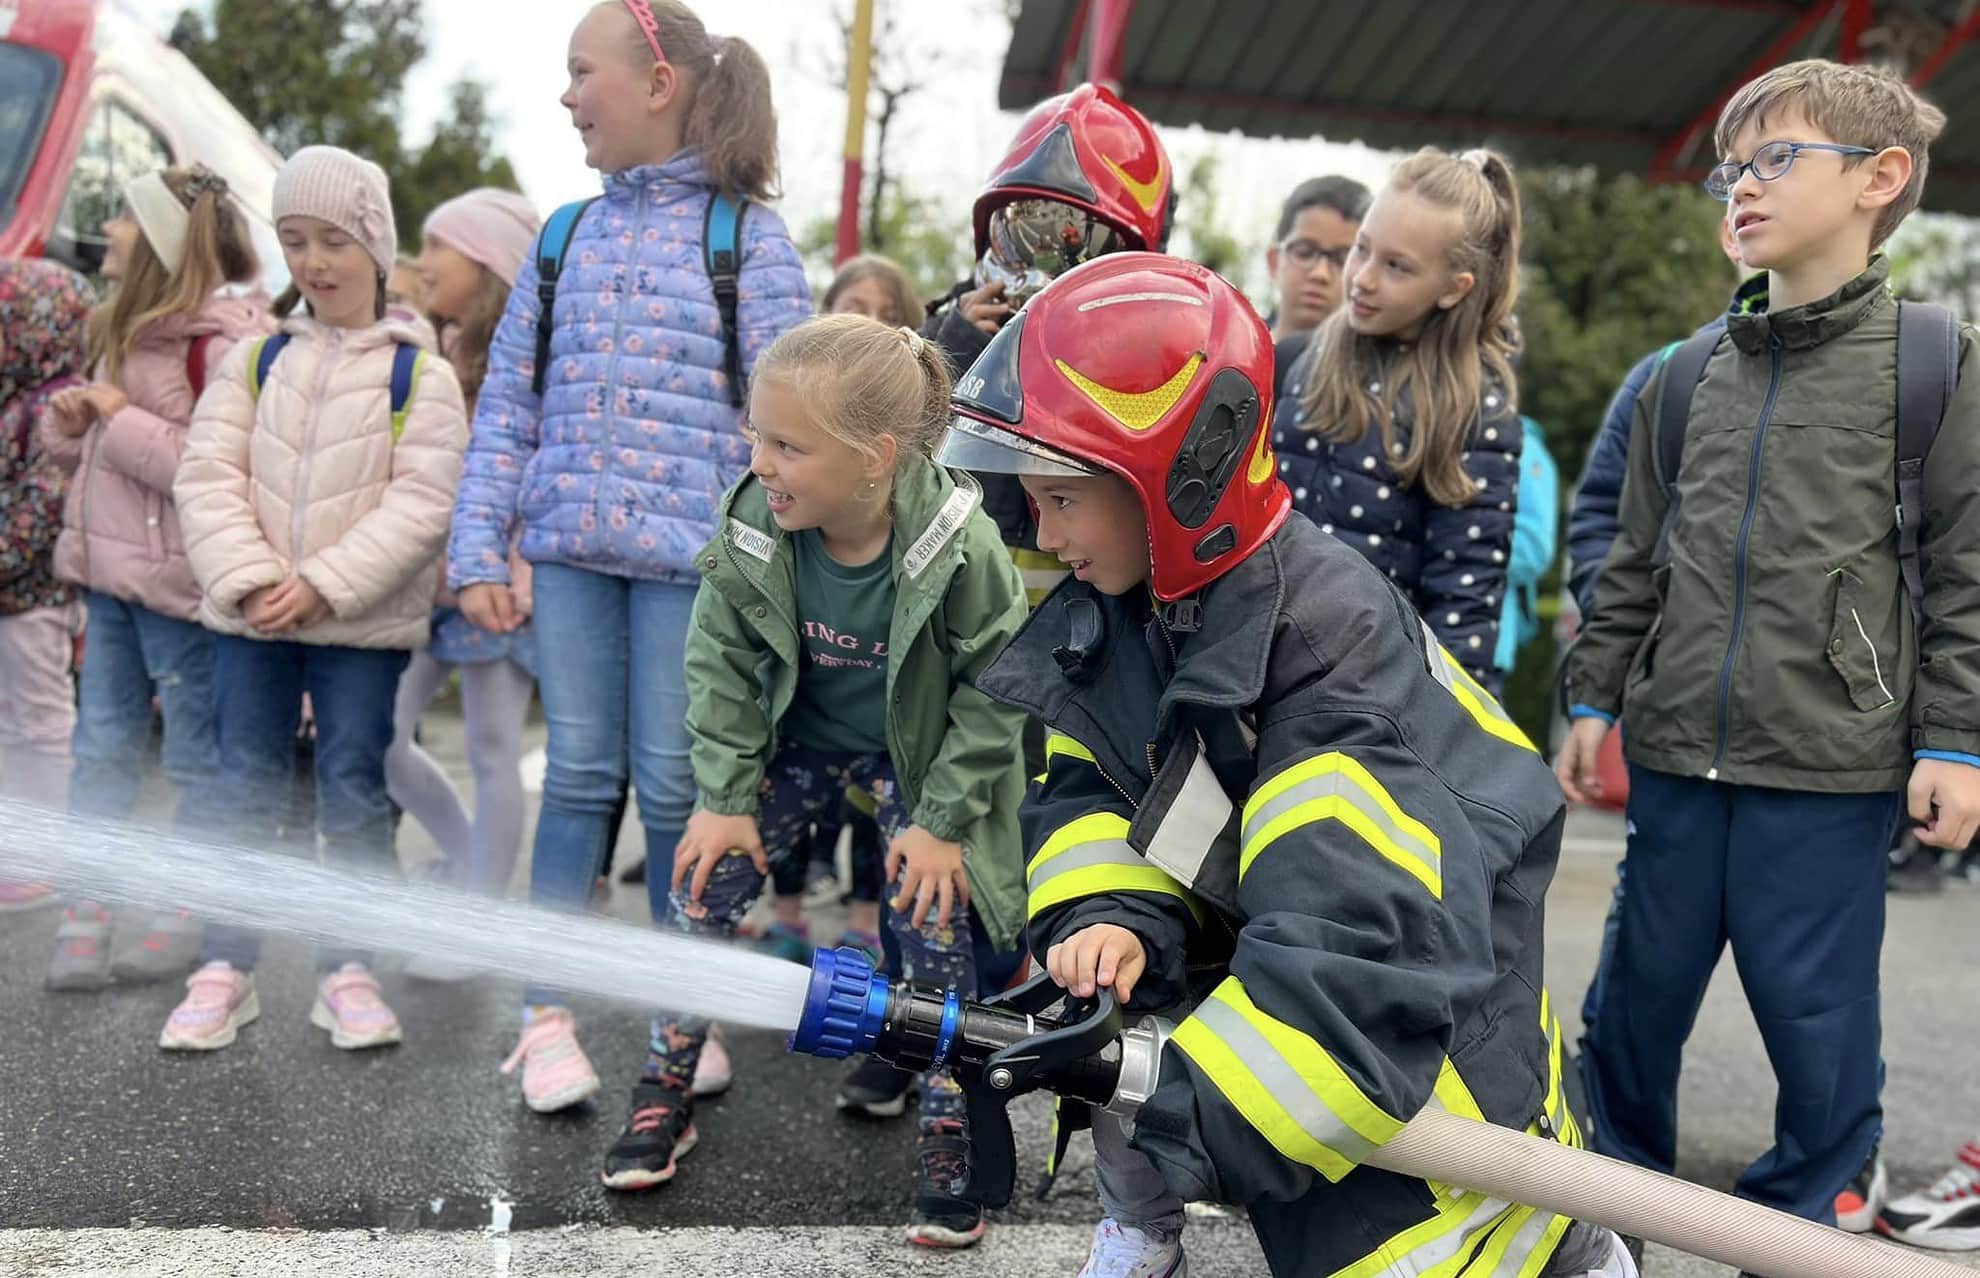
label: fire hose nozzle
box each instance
[789,948,1154,1206]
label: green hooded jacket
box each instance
[683,454,1031,950]
[1565,258,1980,791]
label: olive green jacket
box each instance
[1566,258,1980,791]
[684,455,1031,948]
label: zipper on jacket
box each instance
[1708,338,1783,779]
[596,185,644,539]
[289,330,341,564]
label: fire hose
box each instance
[789,946,1968,1277]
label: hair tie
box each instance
[181,163,230,204]
[897,325,927,358]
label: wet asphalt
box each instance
[1,701,1978,1278]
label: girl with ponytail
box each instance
[660,315,1026,1247]
[449,0,810,1162]
[1274,147,1527,693]
[40,164,273,992]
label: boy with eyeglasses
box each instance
[1558,58,1980,1265]
[1263,175,1370,398]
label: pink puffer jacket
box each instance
[175,314,467,650]
[43,297,274,621]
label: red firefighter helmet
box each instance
[974,83,1173,259]
[941,253,1290,602]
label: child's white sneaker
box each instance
[1077,1218,1185,1278]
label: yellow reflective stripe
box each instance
[1029,811,1131,875]
[1462,1203,1571,1278]
[1044,733,1097,767]
[1432,641,1538,753]
[1540,989,1567,1139]
[1329,1190,1510,1278]
[1241,752,1442,897]
[1172,978,1404,1184]
[1434,1059,1486,1123]
[1026,811,1197,920]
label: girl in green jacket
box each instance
[622,313,1029,1250]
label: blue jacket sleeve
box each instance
[733,204,812,384]
[446,255,547,590]
[1566,349,1659,619]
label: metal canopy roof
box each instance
[999,0,1980,212]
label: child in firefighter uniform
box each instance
[941,253,1635,1278]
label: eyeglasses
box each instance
[1704,140,1878,201]
[1279,238,1351,271]
[620,0,667,63]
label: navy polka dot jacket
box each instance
[1273,340,1522,693]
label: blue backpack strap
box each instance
[248,333,291,401]
[388,342,426,442]
[703,192,748,407]
[531,197,600,398]
[1895,300,1961,623]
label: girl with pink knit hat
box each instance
[167,145,469,1053]
[384,189,543,967]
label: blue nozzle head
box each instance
[788,946,891,1060]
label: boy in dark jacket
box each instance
[923,83,1173,606]
[1560,59,1980,1244]
[944,252,1634,1278]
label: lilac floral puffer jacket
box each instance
[447,152,812,588]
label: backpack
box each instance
[529,191,749,405]
[245,334,426,441]
[1653,300,1960,620]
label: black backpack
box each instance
[1653,300,1960,619]
[528,192,749,405]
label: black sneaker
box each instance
[599,1081,698,1191]
[836,1054,915,1119]
[905,1118,986,1248]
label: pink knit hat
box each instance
[423,189,542,288]
[272,145,397,275]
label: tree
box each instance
[798,186,967,307]
[169,0,519,250]
[1516,169,1735,487]
[1888,212,1980,314]
[1168,152,1252,294]
[394,79,522,242]
[1501,169,1733,744]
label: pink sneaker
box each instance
[159,961,259,1051]
[0,881,57,913]
[501,1006,601,1112]
[692,1024,733,1097]
[309,963,402,1050]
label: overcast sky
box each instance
[134,0,1400,295]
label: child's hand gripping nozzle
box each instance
[787,946,1172,1207]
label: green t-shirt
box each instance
[783,528,895,755]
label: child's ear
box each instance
[870,433,900,478]
[1858,146,1914,213]
[1438,270,1477,312]
[647,60,680,116]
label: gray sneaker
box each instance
[46,903,112,991]
[109,910,203,983]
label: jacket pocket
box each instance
[1826,569,1900,713]
[1623,565,1672,698]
